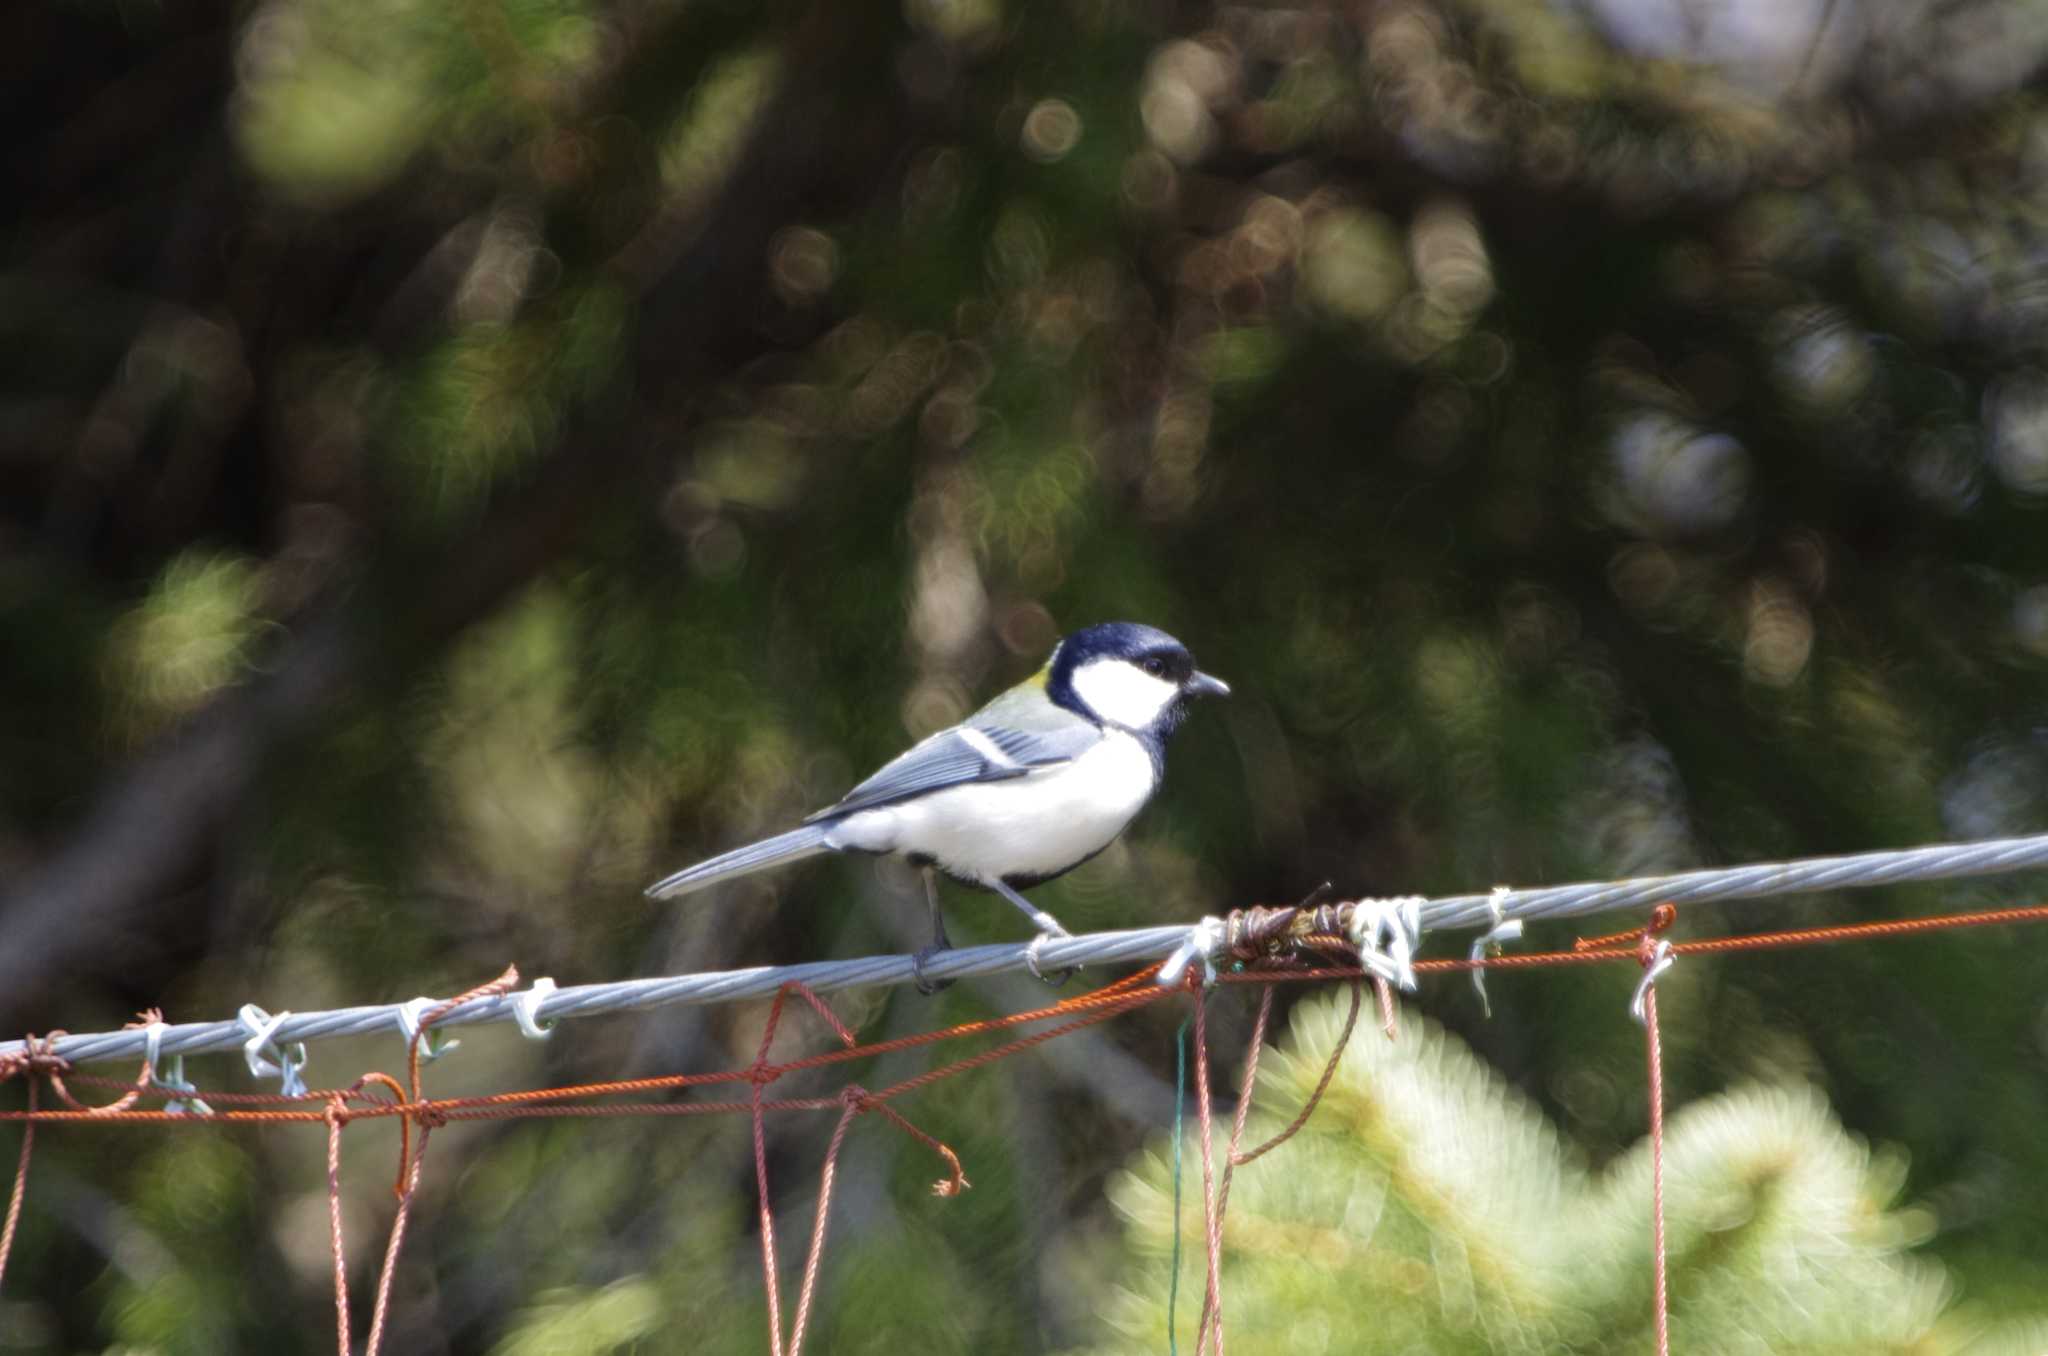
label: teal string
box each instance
[1167,1016,1190,1355]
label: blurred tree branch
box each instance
[0,0,916,1029]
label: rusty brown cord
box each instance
[4,898,2040,1126]
[364,1121,432,1356]
[753,979,853,1356]
[739,978,985,1356]
[1193,900,2048,986]
[1641,927,1672,1356]
[1235,980,1364,1168]
[407,967,522,1102]
[1194,985,1269,1354]
[1192,984,1363,1356]
[7,899,2048,1354]
[1576,904,1679,952]
[324,1096,351,1356]
[1190,982,1226,1356]
[0,1042,48,1295]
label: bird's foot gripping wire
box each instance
[911,940,953,997]
[988,879,1077,986]
[1023,927,1076,987]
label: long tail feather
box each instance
[643,824,836,899]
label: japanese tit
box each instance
[645,621,1228,986]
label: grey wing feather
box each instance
[806,684,1102,822]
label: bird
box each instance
[645,621,1229,989]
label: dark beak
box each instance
[1184,670,1230,699]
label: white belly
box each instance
[831,731,1158,885]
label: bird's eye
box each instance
[1141,656,1166,676]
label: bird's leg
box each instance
[912,867,955,996]
[991,879,1076,986]
[989,878,1070,937]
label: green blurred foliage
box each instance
[7,0,2048,1349]
[1090,991,2043,1354]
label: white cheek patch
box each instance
[1070,659,1180,730]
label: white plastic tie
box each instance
[397,997,461,1063]
[1630,940,1676,1026]
[139,1021,211,1115]
[1469,886,1525,1017]
[1156,916,1228,989]
[511,978,559,1040]
[1347,896,1424,993]
[158,1059,213,1117]
[140,1020,166,1077]
[235,1004,308,1097]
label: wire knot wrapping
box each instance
[1158,896,1432,991]
[1229,903,1336,964]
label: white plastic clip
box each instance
[141,1021,213,1116]
[1157,916,1229,989]
[1347,896,1424,993]
[1630,940,1676,1026]
[236,1004,308,1097]
[397,997,461,1062]
[140,1019,166,1077]
[511,978,559,1040]
[1469,887,1525,1018]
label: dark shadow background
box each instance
[5,0,2048,1349]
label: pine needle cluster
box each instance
[1088,992,2047,1354]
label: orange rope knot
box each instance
[26,1032,152,1116]
[0,1051,39,1084]
[1575,902,1679,955]
[15,1036,72,1081]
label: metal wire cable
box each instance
[8,830,2048,1068]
